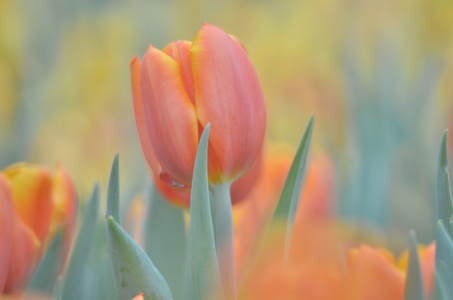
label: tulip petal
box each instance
[0,175,12,293]
[191,23,266,182]
[131,56,163,179]
[140,46,198,186]
[163,41,195,104]
[4,164,54,243]
[49,164,77,256]
[5,214,41,293]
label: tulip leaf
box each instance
[435,220,453,299]
[61,183,100,300]
[106,216,173,300]
[404,230,426,300]
[270,116,314,260]
[183,124,223,300]
[52,275,62,300]
[107,154,121,224]
[145,182,186,300]
[435,268,449,300]
[25,230,64,296]
[436,130,453,236]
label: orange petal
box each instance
[0,175,13,293]
[3,164,54,243]
[295,153,336,222]
[4,217,40,293]
[347,245,404,300]
[140,45,198,186]
[131,57,163,179]
[154,175,191,207]
[230,150,263,205]
[163,41,195,104]
[132,293,144,300]
[191,23,266,182]
[420,243,435,295]
[47,164,77,256]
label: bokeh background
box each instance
[1,0,453,252]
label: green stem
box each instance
[211,183,236,299]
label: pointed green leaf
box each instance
[436,130,453,236]
[107,154,120,223]
[184,124,222,300]
[52,275,62,300]
[145,183,186,300]
[435,221,453,299]
[25,230,64,296]
[61,183,100,300]
[106,216,173,300]
[270,116,314,260]
[404,230,426,300]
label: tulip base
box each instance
[210,183,236,300]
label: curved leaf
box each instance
[106,216,173,300]
[270,116,314,260]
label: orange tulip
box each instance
[1,164,77,294]
[233,146,337,280]
[131,23,266,195]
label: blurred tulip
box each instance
[131,293,143,300]
[1,164,77,294]
[131,23,266,196]
[233,146,337,281]
[346,245,404,300]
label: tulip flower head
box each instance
[131,23,266,196]
[0,164,76,295]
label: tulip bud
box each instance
[131,23,266,198]
[1,164,77,294]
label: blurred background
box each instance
[1,0,453,252]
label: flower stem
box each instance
[211,183,236,299]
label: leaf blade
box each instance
[436,130,453,236]
[404,230,426,300]
[106,216,173,300]
[145,182,186,300]
[183,124,222,300]
[270,116,314,260]
[61,183,100,300]
[106,154,120,223]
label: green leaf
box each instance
[106,216,173,300]
[270,116,314,260]
[61,183,100,300]
[436,130,453,236]
[107,154,120,224]
[404,230,426,300]
[435,220,453,299]
[52,275,62,300]
[435,263,451,300]
[145,183,187,300]
[25,230,64,296]
[183,124,223,300]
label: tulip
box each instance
[0,164,77,294]
[131,23,266,192]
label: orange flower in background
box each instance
[0,164,77,294]
[131,23,266,195]
[233,145,337,281]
